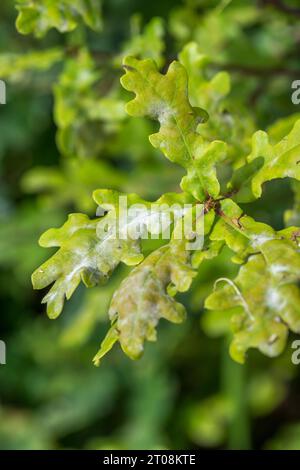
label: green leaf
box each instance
[267,113,300,143]
[121,56,227,200]
[31,212,142,319]
[230,120,300,202]
[94,206,209,361]
[54,49,100,129]
[178,41,254,163]
[93,189,195,241]
[178,42,230,112]
[205,238,300,363]
[105,238,197,360]
[93,324,119,366]
[16,0,102,37]
[32,189,194,319]
[0,48,63,82]
[209,199,299,265]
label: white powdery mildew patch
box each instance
[266,287,286,312]
[251,234,274,249]
[286,168,298,178]
[65,260,88,283]
[269,264,289,276]
[153,103,173,126]
[159,140,171,155]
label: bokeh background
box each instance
[0,0,300,450]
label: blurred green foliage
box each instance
[0,0,300,450]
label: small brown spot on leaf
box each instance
[123,65,136,72]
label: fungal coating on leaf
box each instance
[121,55,227,201]
[33,48,300,366]
[230,120,300,202]
[205,239,300,363]
[32,190,194,320]
[31,212,142,319]
[16,0,102,37]
[105,238,197,360]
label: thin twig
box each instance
[259,0,300,16]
